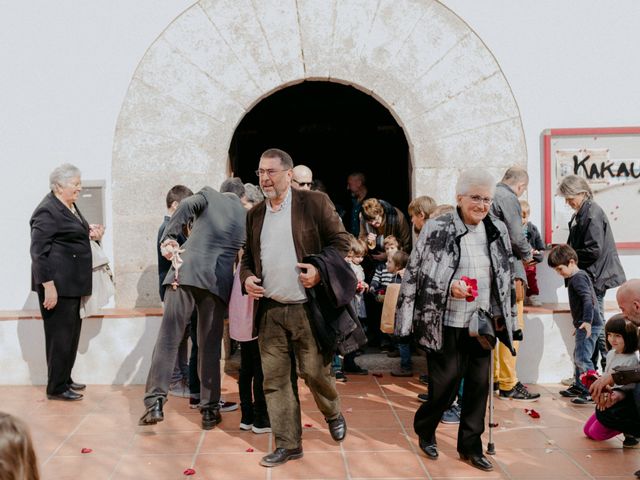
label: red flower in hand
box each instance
[460,276,478,302]
[580,369,600,388]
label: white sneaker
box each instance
[561,376,574,386]
[527,295,542,307]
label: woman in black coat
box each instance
[558,174,626,368]
[30,163,100,401]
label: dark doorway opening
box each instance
[229,81,411,219]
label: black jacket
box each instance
[30,192,92,296]
[567,199,626,294]
[304,247,367,360]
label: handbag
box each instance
[380,283,401,334]
[468,307,496,350]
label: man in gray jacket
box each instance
[490,166,539,401]
[140,183,246,430]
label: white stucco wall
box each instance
[1,0,639,310]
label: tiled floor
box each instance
[1,376,637,479]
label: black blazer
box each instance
[30,192,92,297]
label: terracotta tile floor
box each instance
[1,376,638,479]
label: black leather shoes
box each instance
[459,453,493,471]
[47,389,83,401]
[68,382,86,391]
[326,413,347,442]
[201,408,222,430]
[260,447,303,467]
[418,437,438,459]
[139,399,164,425]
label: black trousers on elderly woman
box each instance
[414,326,491,456]
[38,291,83,396]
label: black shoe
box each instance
[326,413,347,442]
[418,437,438,459]
[260,447,304,467]
[460,453,493,471]
[139,399,163,425]
[344,365,368,375]
[570,394,594,406]
[499,382,540,401]
[201,408,222,430]
[68,382,86,391]
[419,374,429,385]
[335,371,348,382]
[624,435,640,448]
[47,389,83,401]
[417,393,428,402]
[559,384,584,398]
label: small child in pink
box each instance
[583,315,639,443]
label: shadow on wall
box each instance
[136,265,161,308]
[17,319,47,385]
[112,316,160,388]
[516,315,544,383]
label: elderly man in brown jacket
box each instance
[240,148,351,468]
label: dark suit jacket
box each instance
[157,215,188,301]
[240,188,351,289]
[161,186,246,304]
[30,192,92,296]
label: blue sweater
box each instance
[567,269,603,329]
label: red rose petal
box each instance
[304,423,313,428]
[525,408,540,419]
[372,372,383,378]
[460,276,479,302]
[80,448,92,454]
[183,468,196,476]
[246,447,254,452]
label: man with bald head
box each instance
[292,165,313,190]
[589,280,640,465]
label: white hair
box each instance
[49,163,81,191]
[455,169,496,196]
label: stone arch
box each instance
[113,0,526,307]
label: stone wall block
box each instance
[394,34,499,121]
[114,271,162,308]
[296,0,336,78]
[251,0,305,84]
[161,5,262,107]
[413,167,459,204]
[428,118,527,169]
[407,73,520,143]
[199,0,283,93]
[329,0,378,81]
[113,215,159,271]
[135,38,245,123]
[116,79,227,156]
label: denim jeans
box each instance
[398,343,412,371]
[574,325,603,395]
[590,292,607,371]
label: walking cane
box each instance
[486,351,496,455]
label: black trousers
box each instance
[38,293,83,395]
[188,309,200,396]
[238,339,267,419]
[595,383,640,437]
[144,285,224,410]
[414,326,491,456]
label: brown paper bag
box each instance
[380,283,401,334]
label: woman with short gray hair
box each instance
[30,163,102,401]
[557,174,626,373]
[395,169,517,472]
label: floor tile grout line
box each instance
[339,439,352,480]
[107,426,137,480]
[41,392,106,467]
[538,425,598,480]
[375,377,433,480]
[190,429,206,468]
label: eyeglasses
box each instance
[255,169,288,178]
[465,194,493,206]
[293,179,313,187]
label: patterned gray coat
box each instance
[394,210,518,354]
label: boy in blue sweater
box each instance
[548,244,604,405]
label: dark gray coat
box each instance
[567,199,626,294]
[490,182,532,281]
[394,210,518,354]
[161,186,246,304]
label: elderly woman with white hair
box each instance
[394,169,517,472]
[30,163,102,401]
